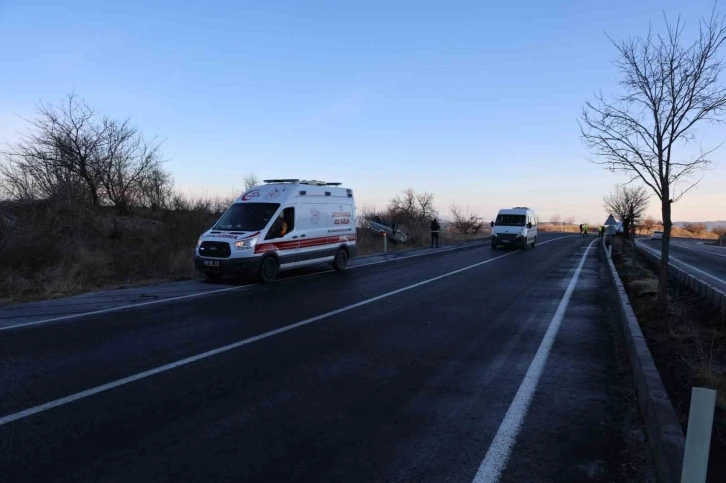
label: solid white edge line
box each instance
[0,249,526,427]
[671,242,726,259]
[472,239,597,483]
[636,241,726,285]
[0,235,576,332]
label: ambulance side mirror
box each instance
[527,222,532,229]
[490,221,495,227]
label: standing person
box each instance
[583,223,589,237]
[579,224,583,236]
[430,218,441,248]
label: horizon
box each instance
[1,0,725,223]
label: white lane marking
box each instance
[671,243,726,259]
[0,285,252,332]
[0,235,575,332]
[637,242,726,285]
[0,249,530,426]
[472,239,597,483]
[350,234,576,270]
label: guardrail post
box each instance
[383,232,388,253]
[681,387,717,483]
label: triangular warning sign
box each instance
[604,214,618,226]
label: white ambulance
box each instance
[490,207,538,249]
[194,179,357,283]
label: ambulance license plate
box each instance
[204,260,220,267]
[502,240,510,244]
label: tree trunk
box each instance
[658,196,671,312]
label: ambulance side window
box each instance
[283,207,295,233]
[266,207,295,240]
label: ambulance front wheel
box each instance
[332,247,349,271]
[258,256,279,283]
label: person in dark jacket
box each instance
[430,218,441,247]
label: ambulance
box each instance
[490,207,538,249]
[194,179,357,283]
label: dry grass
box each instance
[628,279,659,297]
[538,224,581,233]
[0,200,218,304]
[612,235,726,475]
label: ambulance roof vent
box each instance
[263,179,300,184]
[512,206,530,210]
[299,180,342,186]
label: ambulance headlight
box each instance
[234,236,259,250]
[518,228,526,237]
[196,237,203,248]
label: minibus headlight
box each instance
[519,228,526,237]
[234,236,259,250]
[196,237,203,248]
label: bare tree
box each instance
[96,118,165,214]
[450,204,484,234]
[243,174,259,190]
[549,214,562,225]
[581,10,726,311]
[564,215,576,225]
[388,188,437,224]
[643,215,656,234]
[1,94,168,214]
[603,185,650,240]
[2,95,103,205]
[137,168,174,210]
[416,191,436,222]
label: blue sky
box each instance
[1,0,725,222]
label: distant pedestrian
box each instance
[430,218,441,248]
[583,223,589,237]
[579,224,583,235]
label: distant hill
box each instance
[673,220,726,230]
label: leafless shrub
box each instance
[684,222,708,233]
[450,204,484,234]
[243,174,259,190]
[603,185,649,240]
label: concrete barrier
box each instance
[600,244,686,483]
[634,243,726,314]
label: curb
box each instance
[601,242,686,483]
[635,243,726,314]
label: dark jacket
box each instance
[430,220,441,232]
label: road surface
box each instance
[637,238,726,293]
[0,233,650,482]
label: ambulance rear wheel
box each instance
[333,248,349,271]
[258,256,279,283]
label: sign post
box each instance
[681,387,717,483]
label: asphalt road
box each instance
[0,233,651,483]
[638,238,726,293]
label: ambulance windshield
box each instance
[213,203,280,231]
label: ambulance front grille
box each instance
[199,241,231,258]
